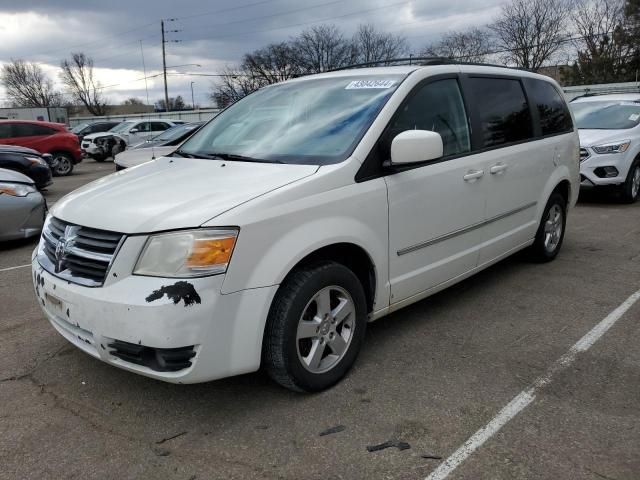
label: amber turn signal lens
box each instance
[185,236,236,268]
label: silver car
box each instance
[0,168,46,241]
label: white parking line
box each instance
[425,287,640,480]
[0,264,31,273]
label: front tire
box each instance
[52,152,74,176]
[262,261,367,392]
[620,158,640,204]
[526,192,567,262]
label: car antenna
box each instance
[139,40,156,160]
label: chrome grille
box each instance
[580,148,590,162]
[38,216,124,287]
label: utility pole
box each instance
[190,82,195,110]
[161,20,169,112]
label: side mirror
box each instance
[129,129,139,134]
[390,130,443,165]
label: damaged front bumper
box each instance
[31,249,278,384]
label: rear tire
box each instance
[526,192,567,263]
[52,152,74,176]
[262,261,367,392]
[620,158,640,204]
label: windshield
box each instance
[178,75,405,164]
[110,121,134,133]
[71,123,89,133]
[571,101,640,129]
[152,124,199,142]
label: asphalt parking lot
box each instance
[1,160,639,480]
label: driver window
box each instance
[387,78,470,157]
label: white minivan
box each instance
[33,64,579,392]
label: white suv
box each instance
[81,119,175,161]
[32,64,579,392]
[571,93,640,202]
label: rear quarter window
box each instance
[468,77,533,148]
[526,79,573,136]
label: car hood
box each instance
[83,132,126,142]
[0,145,41,156]
[115,146,175,168]
[578,129,632,147]
[0,167,35,184]
[52,156,319,233]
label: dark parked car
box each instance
[0,120,82,176]
[0,145,52,189]
[0,145,57,171]
[71,121,121,142]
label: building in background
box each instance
[0,107,68,124]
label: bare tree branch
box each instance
[60,53,108,116]
[1,59,62,107]
[489,0,571,70]
[293,24,352,73]
[351,24,408,64]
[421,28,493,62]
[564,0,634,84]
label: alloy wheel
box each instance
[54,156,71,175]
[632,165,640,199]
[543,204,563,253]
[296,285,356,374]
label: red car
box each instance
[0,120,82,176]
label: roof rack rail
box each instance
[568,88,640,101]
[328,56,519,72]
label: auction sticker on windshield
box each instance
[345,79,396,89]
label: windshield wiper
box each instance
[203,152,284,164]
[171,150,200,158]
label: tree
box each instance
[489,0,571,70]
[421,28,492,63]
[60,53,108,116]
[292,24,352,73]
[210,67,265,109]
[563,0,633,85]
[244,42,301,83]
[351,24,408,65]
[209,43,300,108]
[121,97,144,106]
[155,95,186,111]
[1,59,62,107]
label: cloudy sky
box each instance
[0,0,504,108]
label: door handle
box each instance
[463,169,484,182]
[490,163,508,175]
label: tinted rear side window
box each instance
[526,79,573,135]
[0,124,11,138]
[12,123,56,137]
[468,78,533,148]
[151,122,170,131]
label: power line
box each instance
[34,21,159,58]
[176,0,413,43]
[167,0,277,22]
[174,0,344,33]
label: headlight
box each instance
[25,156,47,166]
[0,182,37,197]
[134,228,238,278]
[592,141,630,154]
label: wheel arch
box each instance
[280,242,377,314]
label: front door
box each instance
[386,77,488,305]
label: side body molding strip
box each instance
[397,202,537,256]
